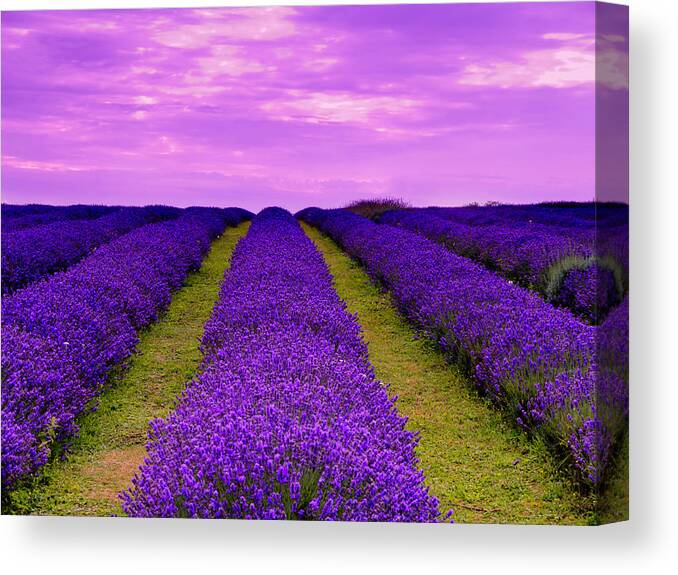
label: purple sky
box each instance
[1,3,628,211]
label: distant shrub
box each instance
[344,197,411,220]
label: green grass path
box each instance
[5,222,250,516]
[598,431,629,523]
[303,223,594,524]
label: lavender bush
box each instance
[1,208,250,490]
[553,264,621,323]
[122,208,443,521]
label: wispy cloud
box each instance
[261,90,421,126]
[151,7,299,48]
[459,33,596,89]
[3,155,88,172]
[458,31,627,91]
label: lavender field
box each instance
[0,201,628,524]
[0,0,631,535]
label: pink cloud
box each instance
[459,45,595,89]
[3,155,87,172]
[542,32,590,41]
[458,31,627,92]
[193,45,270,78]
[261,90,421,126]
[151,7,299,48]
[597,35,629,90]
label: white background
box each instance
[0,0,676,573]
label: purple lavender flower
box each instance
[554,264,621,323]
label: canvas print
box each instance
[0,2,628,524]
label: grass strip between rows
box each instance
[3,222,250,516]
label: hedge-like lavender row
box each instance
[1,204,120,234]
[299,208,628,486]
[418,205,630,310]
[1,203,106,220]
[2,204,58,219]
[1,206,182,294]
[1,208,250,490]
[381,209,595,285]
[423,203,628,230]
[121,208,443,521]
[380,209,624,323]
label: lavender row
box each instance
[423,203,628,230]
[1,203,90,219]
[299,208,628,486]
[122,208,443,521]
[419,204,630,311]
[1,206,182,294]
[1,208,250,490]
[1,204,120,232]
[380,209,626,323]
[2,204,58,219]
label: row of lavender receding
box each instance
[2,203,114,219]
[422,205,629,291]
[1,206,182,294]
[1,204,120,233]
[298,207,628,488]
[422,203,628,230]
[423,204,630,310]
[379,207,628,324]
[122,208,445,521]
[1,208,251,491]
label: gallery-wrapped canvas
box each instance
[0,2,628,524]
